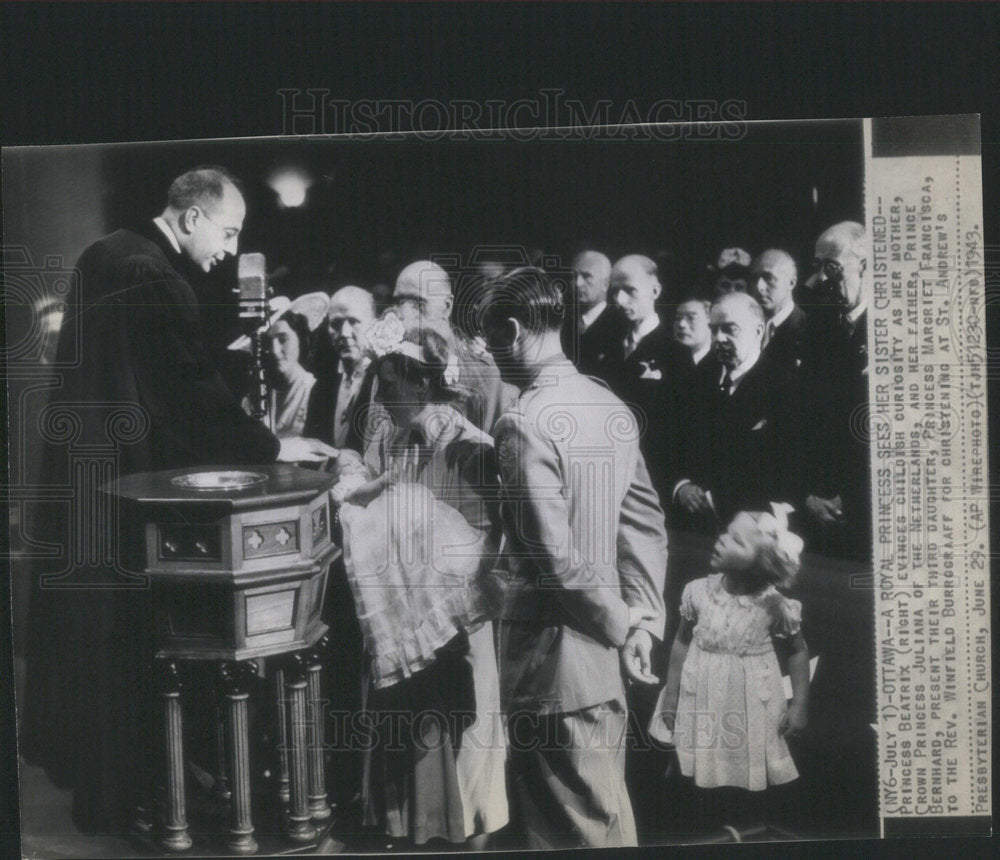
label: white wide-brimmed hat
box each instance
[228,291,330,351]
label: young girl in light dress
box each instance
[649,508,809,797]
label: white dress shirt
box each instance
[153,216,181,254]
[333,357,369,448]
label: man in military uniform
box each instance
[481,267,668,849]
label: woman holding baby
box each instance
[330,311,508,850]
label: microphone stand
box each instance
[235,253,272,427]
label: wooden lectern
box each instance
[105,465,340,854]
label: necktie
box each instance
[762,321,775,348]
[624,333,637,358]
[720,372,734,395]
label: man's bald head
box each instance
[329,286,374,321]
[394,260,453,332]
[817,221,868,261]
[327,285,375,365]
[571,250,612,309]
[609,255,661,327]
[161,166,246,273]
[750,249,798,318]
[807,221,868,312]
[710,291,765,370]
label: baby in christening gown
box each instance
[649,509,810,792]
[330,412,509,844]
[331,447,496,688]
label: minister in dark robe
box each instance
[21,166,336,832]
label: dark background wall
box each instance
[94,120,862,288]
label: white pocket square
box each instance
[752,418,768,431]
[637,360,662,379]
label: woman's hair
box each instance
[375,326,473,412]
[273,310,314,371]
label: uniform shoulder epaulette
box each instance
[583,373,615,393]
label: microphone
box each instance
[235,252,268,321]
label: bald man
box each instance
[799,221,872,560]
[304,285,376,448]
[672,291,802,529]
[562,250,626,376]
[390,259,515,434]
[750,249,808,372]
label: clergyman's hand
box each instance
[278,437,340,463]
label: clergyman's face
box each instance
[394,273,452,329]
[187,184,245,273]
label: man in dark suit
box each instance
[672,297,714,374]
[22,167,337,834]
[800,221,871,561]
[661,297,719,510]
[304,285,375,449]
[672,291,801,531]
[301,285,376,815]
[602,254,680,504]
[481,267,667,849]
[751,248,808,373]
[561,250,625,377]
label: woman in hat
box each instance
[244,291,329,438]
